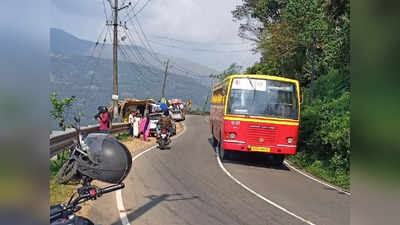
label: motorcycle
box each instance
[57,116,89,184]
[51,115,132,224]
[51,177,125,225]
[157,126,171,149]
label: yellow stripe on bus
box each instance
[224,116,299,126]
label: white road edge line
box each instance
[216,147,316,225]
[283,160,351,196]
[116,123,186,225]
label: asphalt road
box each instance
[92,115,349,225]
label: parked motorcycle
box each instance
[57,116,87,184]
[51,116,132,224]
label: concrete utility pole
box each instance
[161,59,169,103]
[107,0,130,121]
[112,0,119,121]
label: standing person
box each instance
[97,107,110,133]
[133,112,140,138]
[128,111,134,137]
[139,114,151,141]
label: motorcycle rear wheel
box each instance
[57,159,78,184]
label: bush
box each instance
[50,150,70,177]
[290,71,350,189]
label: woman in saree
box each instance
[139,114,151,141]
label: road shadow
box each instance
[110,193,199,225]
[207,138,289,171]
[157,145,171,150]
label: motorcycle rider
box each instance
[156,110,172,145]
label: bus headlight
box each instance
[230,132,236,139]
[287,137,293,144]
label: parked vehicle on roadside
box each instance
[149,112,163,136]
[170,108,185,121]
[57,116,132,184]
[210,74,301,166]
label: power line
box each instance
[148,40,252,53]
[131,16,163,63]
[118,44,160,83]
[121,8,163,65]
[151,35,253,46]
[123,21,161,66]
[122,27,163,80]
[125,0,152,22]
[102,0,110,21]
[74,24,111,117]
[121,0,140,21]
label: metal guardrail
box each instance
[49,123,129,158]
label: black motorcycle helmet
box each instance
[97,106,108,113]
[78,133,132,184]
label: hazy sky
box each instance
[51,0,260,71]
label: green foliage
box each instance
[210,63,242,81]
[289,152,350,189]
[116,132,131,142]
[50,150,70,176]
[292,72,350,188]
[233,0,350,188]
[202,95,210,113]
[235,0,350,89]
[50,92,76,130]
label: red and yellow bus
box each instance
[210,74,300,165]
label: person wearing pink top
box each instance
[98,111,110,133]
[139,114,150,141]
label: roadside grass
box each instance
[115,132,131,141]
[288,152,350,190]
[50,150,78,205]
[50,176,76,205]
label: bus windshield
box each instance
[227,78,299,120]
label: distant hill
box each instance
[50,28,212,129]
[50,28,217,83]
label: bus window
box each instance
[227,78,299,120]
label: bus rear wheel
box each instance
[219,142,230,161]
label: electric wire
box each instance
[122,27,163,80]
[151,35,253,46]
[125,0,152,22]
[148,40,252,53]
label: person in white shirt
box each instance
[133,111,141,138]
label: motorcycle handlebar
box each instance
[99,183,125,195]
[50,183,125,221]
